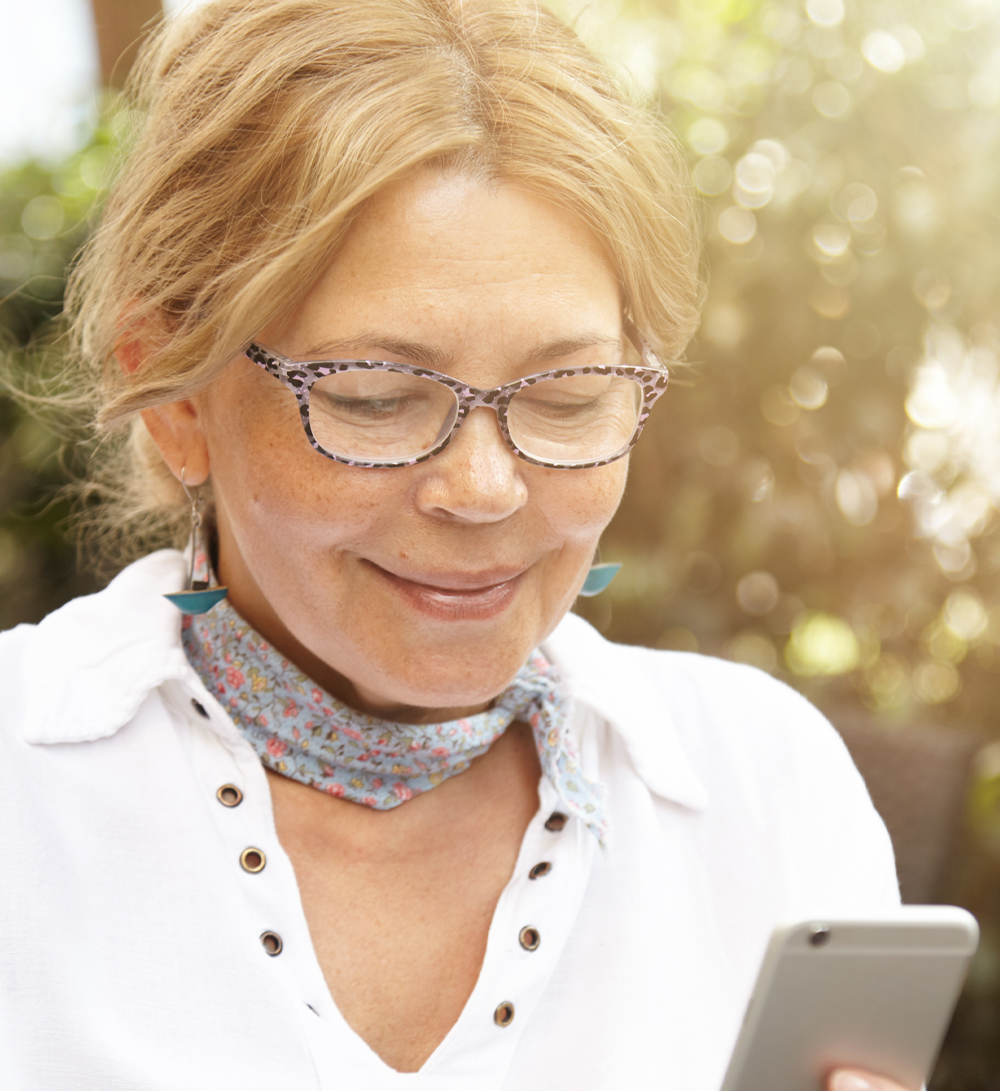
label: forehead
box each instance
[341,168,613,281]
[265,168,623,366]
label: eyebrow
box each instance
[295,331,623,370]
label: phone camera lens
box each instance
[809,926,831,947]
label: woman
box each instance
[0,1,904,1088]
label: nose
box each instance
[413,407,529,523]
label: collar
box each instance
[542,613,708,811]
[21,551,707,811]
[21,551,192,746]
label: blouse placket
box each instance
[173,672,600,1090]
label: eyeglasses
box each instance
[244,322,669,469]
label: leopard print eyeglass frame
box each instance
[244,320,670,470]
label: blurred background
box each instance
[1,0,999,1084]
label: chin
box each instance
[368,638,540,716]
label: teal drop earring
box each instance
[579,555,622,597]
[163,469,229,614]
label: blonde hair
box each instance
[66,0,703,569]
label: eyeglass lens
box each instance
[309,371,459,462]
[506,373,643,464]
[307,367,645,465]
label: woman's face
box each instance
[194,168,629,718]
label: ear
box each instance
[140,402,211,487]
[116,324,211,488]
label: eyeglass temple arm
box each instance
[623,317,667,373]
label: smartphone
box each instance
[720,906,979,1091]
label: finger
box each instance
[827,1068,914,1091]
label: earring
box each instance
[579,562,622,597]
[163,469,229,614]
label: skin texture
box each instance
[139,170,910,1087]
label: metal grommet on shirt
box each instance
[260,931,283,956]
[240,847,266,873]
[216,784,243,808]
[191,698,210,718]
[519,926,541,951]
[528,861,552,880]
[494,1001,515,1027]
[544,812,568,832]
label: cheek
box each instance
[531,460,628,641]
[202,366,403,554]
[233,457,405,564]
[543,458,628,543]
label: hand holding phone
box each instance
[721,906,979,1091]
[827,1069,913,1091]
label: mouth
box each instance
[364,561,527,621]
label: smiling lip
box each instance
[366,562,526,621]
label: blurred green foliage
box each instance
[0,127,115,625]
[2,0,1000,1084]
[559,0,1000,1083]
[565,0,1000,728]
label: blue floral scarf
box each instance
[181,588,608,849]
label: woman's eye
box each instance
[520,394,600,415]
[514,378,616,413]
[319,393,424,420]
[344,397,406,417]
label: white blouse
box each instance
[0,551,899,1091]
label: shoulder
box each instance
[637,643,856,787]
[548,610,851,781]
[549,612,899,909]
[0,551,189,749]
[0,618,35,658]
[0,622,36,734]
[548,611,888,847]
